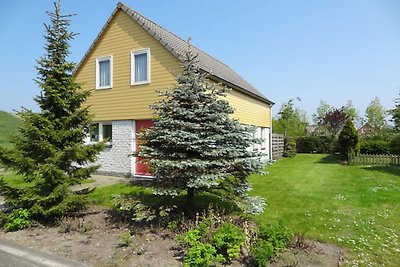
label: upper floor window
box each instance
[131,48,150,85]
[96,56,112,89]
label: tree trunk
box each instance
[186,187,195,208]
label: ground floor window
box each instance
[89,122,112,145]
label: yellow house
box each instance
[75,2,274,177]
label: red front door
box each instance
[135,120,154,176]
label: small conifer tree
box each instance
[138,46,265,214]
[0,1,104,220]
[338,119,359,159]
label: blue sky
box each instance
[1,0,399,121]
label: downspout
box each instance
[269,104,273,160]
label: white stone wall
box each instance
[95,120,134,177]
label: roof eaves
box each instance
[209,75,275,106]
[75,2,273,105]
[118,3,182,59]
[75,6,120,73]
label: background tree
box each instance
[343,100,362,127]
[338,119,359,159]
[365,97,387,129]
[0,1,104,221]
[318,107,348,139]
[138,47,265,214]
[389,92,400,132]
[273,98,308,137]
[312,100,332,124]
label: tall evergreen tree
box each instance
[0,1,104,220]
[138,46,265,214]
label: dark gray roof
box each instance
[77,2,273,105]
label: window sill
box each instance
[96,86,112,90]
[86,141,113,148]
[131,81,150,86]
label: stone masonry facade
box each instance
[95,120,134,177]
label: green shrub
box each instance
[338,119,359,158]
[360,140,390,154]
[184,242,217,267]
[296,135,332,153]
[390,134,400,155]
[178,217,247,266]
[179,229,216,267]
[258,223,292,256]
[283,138,297,157]
[179,229,203,247]
[4,208,31,231]
[212,223,246,263]
[251,240,274,267]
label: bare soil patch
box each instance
[270,238,344,267]
[0,206,344,266]
[0,206,181,267]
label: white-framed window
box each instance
[96,56,113,89]
[261,128,266,150]
[131,48,150,85]
[89,122,112,145]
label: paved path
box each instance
[0,238,86,267]
[70,174,131,192]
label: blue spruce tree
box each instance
[138,46,265,214]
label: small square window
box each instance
[131,49,150,85]
[88,122,112,145]
[96,56,112,89]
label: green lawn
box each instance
[0,110,20,148]
[250,154,400,266]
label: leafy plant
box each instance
[251,240,274,267]
[178,214,248,266]
[179,229,203,247]
[212,223,246,263]
[184,242,217,267]
[258,223,292,256]
[112,194,177,223]
[4,208,31,231]
[249,223,292,266]
[119,231,133,247]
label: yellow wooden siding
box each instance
[75,10,181,121]
[226,90,271,127]
[75,9,271,127]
